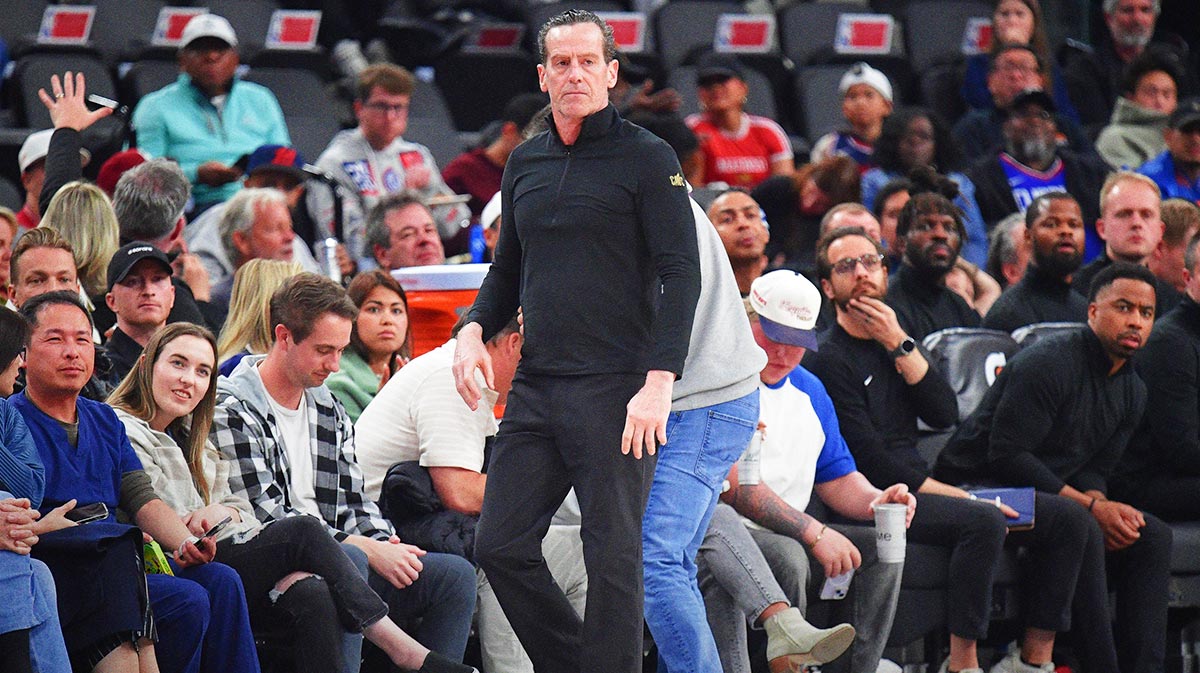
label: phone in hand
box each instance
[202,516,233,540]
[65,502,109,525]
[819,568,855,600]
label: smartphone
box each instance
[819,568,855,600]
[86,93,130,120]
[202,516,234,540]
[66,502,109,525]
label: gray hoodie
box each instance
[1096,97,1169,170]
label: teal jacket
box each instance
[326,350,382,424]
[132,73,290,205]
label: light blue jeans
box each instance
[0,489,70,673]
[642,391,759,673]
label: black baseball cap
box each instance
[1169,98,1200,130]
[696,52,744,86]
[107,242,172,291]
[1005,89,1056,116]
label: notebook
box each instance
[969,486,1035,531]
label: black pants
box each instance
[217,516,389,673]
[475,373,656,673]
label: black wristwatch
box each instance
[888,336,916,360]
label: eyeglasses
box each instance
[363,102,409,115]
[831,253,885,275]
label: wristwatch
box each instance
[888,336,916,359]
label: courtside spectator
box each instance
[1148,198,1200,292]
[754,157,861,271]
[983,192,1089,331]
[365,193,447,271]
[1096,48,1182,169]
[309,64,469,267]
[132,14,290,211]
[214,259,303,377]
[986,213,1031,289]
[39,181,120,309]
[15,130,87,234]
[707,189,769,296]
[0,209,15,304]
[1137,97,1200,202]
[327,270,412,422]
[685,52,794,189]
[6,229,78,310]
[103,243,175,384]
[811,63,893,172]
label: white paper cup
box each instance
[874,503,906,564]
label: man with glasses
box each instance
[953,46,1093,160]
[309,64,468,268]
[806,226,1102,673]
[968,90,1107,249]
[132,14,290,212]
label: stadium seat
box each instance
[204,0,281,60]
[434,50,539,132]
[903,0,992,72]
[778,2,872,67]
[0,0,49,56]
[1011,321,1084,349]
[922,327,1020,423]
[89,0,169,64]
[0,175,21,211]
[242,67,344,161]
[410,78,455,124]
[120,59,181,110]
[404,117,465,175]
[919,61,968,127]
[10,53,118,129]
[793,65,847,141]
[652,1,744,70]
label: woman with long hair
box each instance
[960,0,1079,121]
[215,259,302,376]
[109,323,474,673]
[327,270,411,422]
[861,108,989,266]
[39,181,120,301]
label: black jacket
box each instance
[886,264,980,341]
[1071,253,1182,318]
[981,263,1088,333]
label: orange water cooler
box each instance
[392,264,490,358]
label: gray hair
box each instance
[365,191,430,254]
[219,188,288,263]
[112,159,191,242]
[986,212,1026,282]
[537,9,616,64]
[1103,0,1159,14]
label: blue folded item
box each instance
[969,486,1035,530]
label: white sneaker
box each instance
[988,649,1054,673]
[875,658,903,673]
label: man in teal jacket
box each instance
[132,14,290,210]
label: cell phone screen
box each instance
[202,516,233,539]
[66,502,109,524]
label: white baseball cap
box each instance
[839,62,893,103]
[749,270,822,350]
[181,14,238,49]
[18,129,89,174]
[480,191,502,230]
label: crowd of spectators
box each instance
[2,2,1200,673]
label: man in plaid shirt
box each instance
[212,273,476,669]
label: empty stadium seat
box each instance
[1011,321,1084,349]
[434,50,539,132]
[922,327,1020,423]
[0,0,49,56]
[89,0,169,64]
[903,0,991,72]
[10,52,118,129]
[793,65,847,140]
[652,1,744,70]
[778,2,872,67]
[242,66,343,161]
[0,175,21,211]
[204,0,281,60]
[120,59,180,109]
[405,117,465,173]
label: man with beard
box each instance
[1072,172,1182,317]
[1063,0,1194,136]
[805,227,1106,673]
[968,90,1108,258]
[936,263,1171,673]
[983,192,1089,332]
[1138,98,1200,203]
[883,172,981,341]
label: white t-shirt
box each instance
[740,377,825,530]
[354,341,498,502]
[258,365,321,517]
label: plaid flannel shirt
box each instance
[211,355,393,541]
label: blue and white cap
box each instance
[749,270,821,351]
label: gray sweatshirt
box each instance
[672,198,767,411]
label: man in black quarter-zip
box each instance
[451,9,700,673]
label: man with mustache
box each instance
[936,263,1171,673]
[982,192,1089,332]
[968,90,1107,258]
[805,226,1103,673]
[1072,171,1182,317]
[883,173,981,341]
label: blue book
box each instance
[969,487,1035,530]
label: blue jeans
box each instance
[643,391,759,673]
[152,561,261,673]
